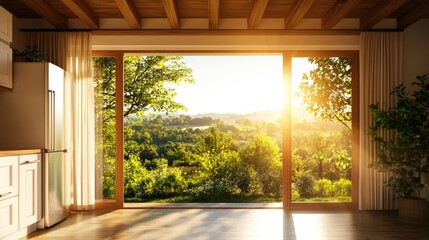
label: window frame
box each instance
[92,50,359,210]
[282,51,360,210]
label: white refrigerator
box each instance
[0,62,70,227]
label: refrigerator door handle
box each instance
[48,90,53,151]
[48,90,56,151]
[52,90,56,151]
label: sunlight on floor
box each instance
[27,209,429,240]
[292,212,354,240]
[29,209,286,240]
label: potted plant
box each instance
[13,45,45,62]
[369,74,429,224]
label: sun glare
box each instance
[291,57,315,108]
[174,55,284,115]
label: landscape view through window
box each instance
[94,54,352,204]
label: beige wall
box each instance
[403,19,429,84]
[403,19,429,200]
[12,17,55,52]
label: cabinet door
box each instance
[19,160,41,229]
[0,6,12,43]
[0,156,18,200]
[0,6,12,42]
[0,41,12,89]
[0,196,19,239]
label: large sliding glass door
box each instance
[93,52,124,208]
[283,51,359,209]
[92,51,358,209]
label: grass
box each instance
[125,194,282,203]
[293,196,352,202]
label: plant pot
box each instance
[398,198,429,224]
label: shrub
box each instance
[136,163,187,198]
[295,171,315,198]
[313,178,333,197]
[291,189,300,201]
[332,178,352,197]
[193,151,254,198]
[259,163,283,197]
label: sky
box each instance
[172,55,285,115]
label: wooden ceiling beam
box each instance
[284,0,315,29]
[114,0,141,29]
[61,0,99,29]
[248,0,270,29]
[20,0,68,28]
[162,0,180,29]
[322,0,361,29]
[397,0,429,29]
[208,0,219,29]
[360,0,409,29]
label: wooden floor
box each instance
[24,208,429,240]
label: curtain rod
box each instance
[20,29,92,32]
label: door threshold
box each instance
[124,202,283,209]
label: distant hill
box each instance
[156,107,315,124]
[192,110,282,123]
[190,108,315,123]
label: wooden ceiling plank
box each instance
[397,0,429,29]
[61,0,99,29]
[284,0,316,29]
[208,0,219,29]
[114,0,141,29]
[322,0,361,29]
[20,0,68,28]
[161,0,180,29]
[248,0,270,29]
[360,0,409,29]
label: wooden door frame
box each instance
[92,50,359,210]
[282,51,359,210]
[93,51,124,209]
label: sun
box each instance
[174,55,284,115]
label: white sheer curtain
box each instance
[27,31,95,210]
[66,32,95,210]
[359,32,403,210]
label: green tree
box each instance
[94,56,194,122]
[198,151,251,197]
[239,134,282,196]
[196,126,236,155]
[297,57,352,131]
[240,134,281,174]
[93,56,194,199]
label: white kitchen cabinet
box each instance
[0,6,12,90]
[0,42,12,89]
[0,197,19,239]
[0,156,19,239]
[0,152,41,239]
[19,154,42,229]
[0,6,13,43]
[0,156,18,200]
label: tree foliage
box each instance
[297,57,352,131]
[93,56,194,122]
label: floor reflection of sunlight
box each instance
[240,210,284,240]
[292,213,353,240]
[293,214,325,240]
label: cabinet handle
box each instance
[0,192,12,198]
[20,160,40,165]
